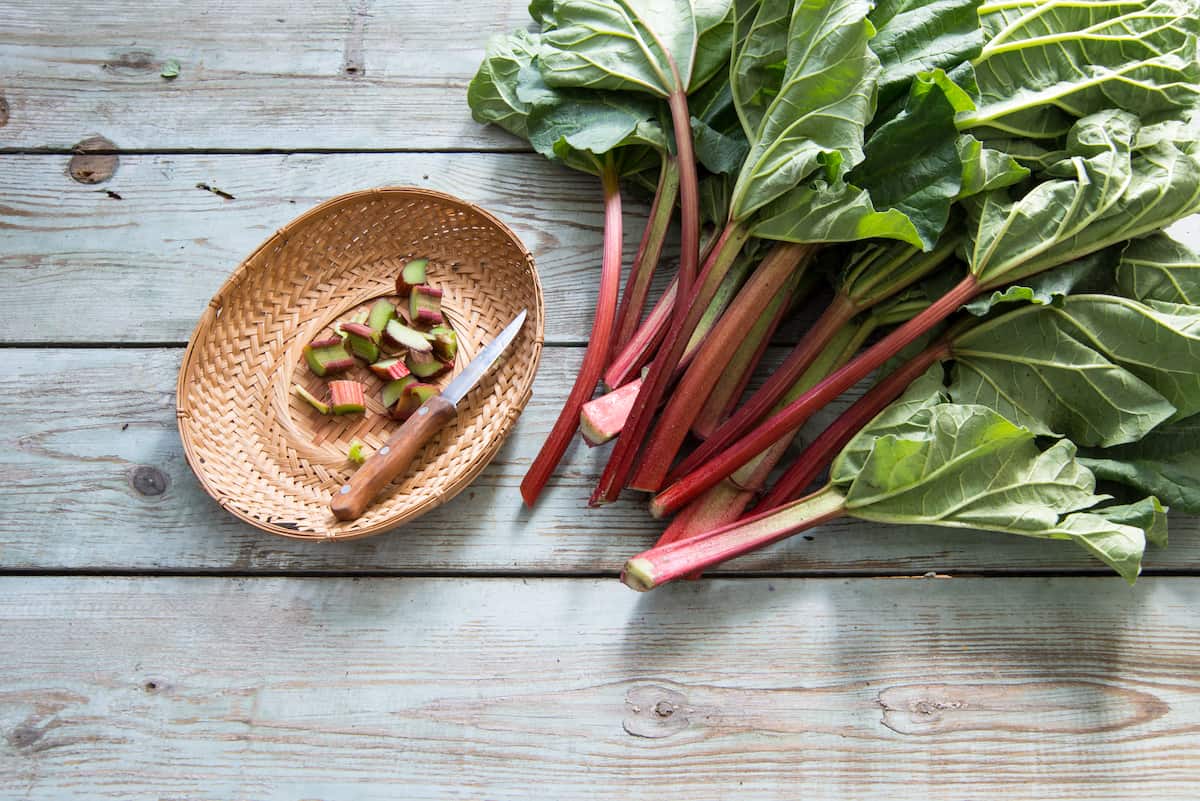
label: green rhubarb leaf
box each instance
[1080,415,1200,514]
[526,90,667,175]
[750,178,922,246]
[1049,295,1200,421]
[962,247,1120,315]
[847,69,974,248]
[699,171,737,226]
[868,0,986,110]
[963,0,1200,141]
[729,0,881,219]
[949,299,1177,447]
[536,0,734,96]
[1116,232,1200,305]
[1039,511,1147,584]
[1091,497,1168,549]
[730,0,792,138]
[844,406,1105,531]
[963,110,1138,287]
[955,135,1029,199]
[830,364,948,483]
[468,30,543,140]
[689,74,749,173]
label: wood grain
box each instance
[1,576,1197,800]
[0,153,666,344]
[0,0,533,151]
[3,347,1197,574]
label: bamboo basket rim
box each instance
[176,186,544,539]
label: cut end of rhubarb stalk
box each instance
[620,558,658,592]
[407,348,449,379]
[384,319,433,352]
[429,324,458,362]
[391,381,437,420]
[367,299,396,334]
[292,384,331,415]
[410,285,445,326]
[370,357,411,381]
[647,496,668,520]
[304,339,355,377]
[396,258,429,297]
[580,379,641,446]
[340,322,381,362]
[328,380,366,415]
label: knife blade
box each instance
[331,309,527,521]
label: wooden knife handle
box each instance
[331,395,457,522]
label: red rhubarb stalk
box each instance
[520,158,624,507]
[605,277,676,390]
[691,273,797,440]
[591,218,751,504]
[757,338,953,510]
[630,241,815,492]
[667,291,858,483]
[612,156,680,355]
[623,485,848,591]
[649,274,982,517]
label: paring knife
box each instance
[331,309,527,521]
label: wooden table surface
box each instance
[2,2,1198,798]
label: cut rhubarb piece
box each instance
[382,376,418,411]
[396,258,428,297]
[336,309,369,339]
[407,347,449,379]
[392,382,438,421]
[384,319,433,352]
[410,285,445,326]
[367,299,396,335]
[328,380,367,415]
[370,357,411,381]
[580,379,641,446]
[303,338,355,377]
[340,321,380,363]
[292,384,331,414]
[428,324,458,362]
[347,439,368,465]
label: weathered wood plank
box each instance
[1,576,1196,799]
[0,153,669,344]
[0,0,531,150]
[3,347,1197,573]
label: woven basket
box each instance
[177,187,543,540]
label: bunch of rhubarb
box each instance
[292,259,460,443]
[469,0,1200,586]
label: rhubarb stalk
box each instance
[655,317,871,549]
[630,241,815,492]
[650,274,982,517]
[674,236,960,481]
[624,485,849,591]
[758,338,953,510]
[604,278,676,390]
[591,218,751,504]
[612,156,680,355]
[520,158,624,507]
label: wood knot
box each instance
[7,722,43,751]
[0,93,9,128]
[68,136,118,184]
[103,49,157,75]
[129,465,168,496]
[623,685,691,739]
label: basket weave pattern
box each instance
[177,188,543,539]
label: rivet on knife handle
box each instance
[331,396,456,521]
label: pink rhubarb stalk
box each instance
[612,156,680,356]
[520,159,624,507]
[757,338,953,510]
[630,241,815,492]
[667,291,858,483]
[649,274,982,517]
[624,485,848,591]
[605,277,676,390]
[591,218,751,504]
